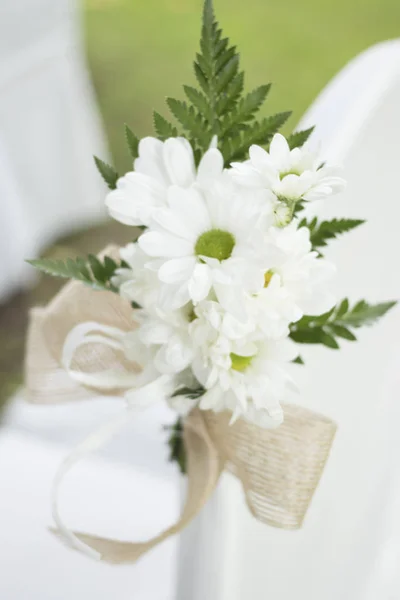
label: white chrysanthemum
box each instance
[231,133,345,206]
[106,137,223,227]
[247,272,302,339]
[138,183,278,320]
[111,243,159,311]
[196,339,296,427]
[130,307,194,376]
[188,300,297,428]
[266,220,336,316]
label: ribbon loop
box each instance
[52,409,223,564]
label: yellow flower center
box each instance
[195,229,235,262]
[264,270,274,287]
[230,353,255,372]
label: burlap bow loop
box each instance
[25,247,337,563]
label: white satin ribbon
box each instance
[53,322,174,560]
[61,321,141,389]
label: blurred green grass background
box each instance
[84,0,400,173]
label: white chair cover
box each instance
[177,40,400,600]
[0,0,108,302]
[0,428,179,600]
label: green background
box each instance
[84,0,400,172]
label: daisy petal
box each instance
[269,133,291,168]
[158,281,191,311]
[139,231,192,257]
[167,186,211,234]
[197,148,224,187]
[135,137,169,185]
[163,138,196,187]
[158,257,197,284]
[188,263,212,302]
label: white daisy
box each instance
[130,307,195,376]
[138,182,276,320]
[105,137,224,227]
[185,300,296,427]
[194,335,297,429]
[111,243,159,311]
[248,272,302,339]
[230,133,345,216]
[266,220,336,316]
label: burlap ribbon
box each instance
[25,248,337,563]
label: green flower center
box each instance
[230,353,255,372]
[195,229,235,262]
[187,305,197,322]
[279,168,301,180]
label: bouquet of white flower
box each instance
[26,0,395,562]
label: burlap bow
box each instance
[25,248,337,564]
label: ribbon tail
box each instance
[52,408,224,564]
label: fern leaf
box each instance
[183,86,212,121]
[94,156,119,190]
[27,255,123,293]
[287,127,314,149]
[336,300,397,328]
[215,55,240,94]
[166,98,209,146]
[193,61,209,95]
[167,418,186,474]
[222,111,291,164]
[220,84,271,135]
[216,71,244,116]
[299,218,366,249]
[124,125,139,160]
[290,299,396,349]
[153,112,178,140]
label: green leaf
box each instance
[337,300,397,328]
[27,254,124,293]
[290,329,328,345]
[183,86,211,121]
[290,299,396,349]
[219,84,271,135]
[292,355,305,365]
[287,127,315,149]
[171,386,206,400]
[103,256,118,279]
[93,156,119,190]
[330,325,357,341]
[293,200,305,216]
[153,111,178,140]
[166,98,209,146]
[88,254,106,282]
[222,111,292,164]
[215,55,240,94]
[336,298,349,318]
[300,218,366,250]
[193,61,209,95]
[167,418,186,474]
[74,257,91,281]
[215,71,244,115]
[319,331,340,349]
[124,125,139,160]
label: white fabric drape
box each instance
[0,0,108,302]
